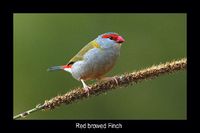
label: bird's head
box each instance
[95,32,125,48]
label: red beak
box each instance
[116,36,125,43]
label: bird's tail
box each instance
[47,65,63,71]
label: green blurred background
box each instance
[14,13,186,120]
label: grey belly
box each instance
[71,48,120,80]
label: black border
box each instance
[0,0,195,131]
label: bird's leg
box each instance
[81,79,91,95]
[98,76,119,86]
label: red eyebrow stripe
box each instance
[102,34,118,38]
[102,34,110,38]
[102,34,119,42]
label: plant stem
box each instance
[13,58,187,119]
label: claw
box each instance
[81,79,91,96]
[112,77,118,86]
[83,86,91,96]
[99,77,118,86]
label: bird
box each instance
[47,32,125,95]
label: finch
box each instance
[48,32,125,94]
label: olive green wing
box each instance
[67,40,100,65]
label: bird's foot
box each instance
[83,86,91,96]
[81,79,91,96]
[99,77,119,86]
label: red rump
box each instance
[102,34,118,41]
[63,64,72,69]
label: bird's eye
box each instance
[109,36,113,40]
